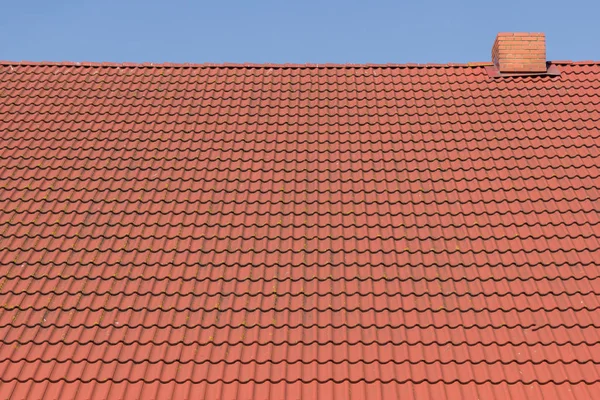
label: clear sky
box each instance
[1,0,598,64]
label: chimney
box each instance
[492,33,547,73]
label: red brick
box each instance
[492,32,546,73]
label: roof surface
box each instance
[0,61,600,399]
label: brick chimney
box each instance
[492,33,547,73]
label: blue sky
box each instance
[1,0,598,64]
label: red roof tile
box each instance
[1,60,600,399]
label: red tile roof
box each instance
[1,60,600,399]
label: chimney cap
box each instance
[496,32,545,36]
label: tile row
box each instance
[1,201,596,222]
[1,263,595,280]
[3,93,600,109]
[3,324,598,346]
[0,307,595,329]
[1,274,596,296]
[3,120,599,135]
[1,248,599,268]
[0,342,598,364]
[0,291,596,312]
[0,359,597,384]
[1,380,597,400]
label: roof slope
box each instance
[0,61,600,399]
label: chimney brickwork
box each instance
[492,33,546,73]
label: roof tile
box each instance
[0,61,600,399]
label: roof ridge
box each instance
[2,60,599,69]
[0,60,496,68]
